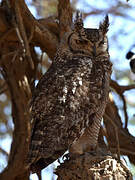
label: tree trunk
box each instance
[56,152,132,180]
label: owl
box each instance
[27,12,112,173]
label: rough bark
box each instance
[56,153,133,180]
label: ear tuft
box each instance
[99,15,109,34]
[74,11,83,31]
[74,11,88,40]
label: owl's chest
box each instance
[59,68,109,145]
[58,63,106,108]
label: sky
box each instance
[0,0,135,179]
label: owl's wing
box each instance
[27,64,70,169]
[27,59,93,172]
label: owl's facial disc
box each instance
[70,13,109,57]
[68,33,94,56]
[68,30,108,57]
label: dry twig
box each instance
[110,79,135,129]
[0,147,8,159]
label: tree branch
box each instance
[0,82,8,94]
[104,100,135,164]
[56,153,133,179]
[0,57,31,180]
[0,0,59,61]
[110,79,135,94]
[58,0,72,37]
[0,147,8,159]
[14,0,34,69]
[110,79,135,129]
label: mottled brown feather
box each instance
[26,14,112,173]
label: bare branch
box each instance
[0,57,31,180]
[14,1,34,69]
[58,0,72,37]
[104,100,135,161]
[0,147,8,159]
[0,86,8,94]
[0,0,59,61]
[110,80,135,94]
[110,79,135,129]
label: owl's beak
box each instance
[92,44,96,56]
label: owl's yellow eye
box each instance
[100,40,104,44]
[76,39,88,45]
[98,40,105,46]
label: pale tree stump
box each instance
[56,152,133,180]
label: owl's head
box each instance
[59,12,109,58]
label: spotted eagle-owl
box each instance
[27,13,112,173]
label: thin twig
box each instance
[28,25,35,43]
[0,52,18,67]
[0,147,8,158]
[83,7,135,21]
[121,94,128,129]
[0,82,6,88]
[110,80,135,94]
[0,87,8,94]
[0,29,14,45]
[37,171,42,180]
[110,147,135,155]
[110,79,133,129]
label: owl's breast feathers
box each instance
[27,12,112,173]
[27,55,112,172]
[31,55,111,137]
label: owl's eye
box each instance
[98,40,105,47]
[100,40,104,44]
[76,39,88,45]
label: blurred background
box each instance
[0,0,135,179]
